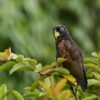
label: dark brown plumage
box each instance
[53,25,87,91]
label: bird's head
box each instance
[53,25,68,40]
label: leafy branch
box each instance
[0,49,100,100]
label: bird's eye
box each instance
[60,27,64,32]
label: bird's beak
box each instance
[54,31,60,39]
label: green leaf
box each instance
[15,55,24,62]
[9,62,34,75]
[82,95,98,100]
[24,58,37,67]
[24,87,32,90]
[92,72,100,80]
[88,79,100,87]
[41,58,67,73]
[85,64,100,73]
[0,61,16,72]
[41,65,54,72]
[11,90,24,100]
[0,84,7,100]
[41,61,57,73]
[34,63,42,72]
[24,90,41,97]
[57,58,67,65]
[84,58,97,64]
[54,67,69,75]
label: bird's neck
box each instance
[56,32,74,47]
[56,34,71,43]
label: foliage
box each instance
[0,49,100,100]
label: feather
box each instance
[53,25,87,92]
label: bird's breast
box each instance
[57,40,71,60]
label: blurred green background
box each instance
[0,0,100,94]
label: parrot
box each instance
[53,25,87,92]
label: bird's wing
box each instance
[64,40,87,91]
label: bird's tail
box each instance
[78,68,87,92]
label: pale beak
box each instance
[54,31,60,39]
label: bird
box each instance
[53,25,87,92]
